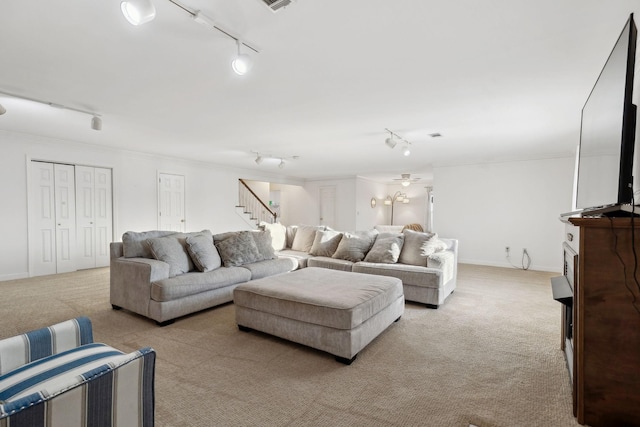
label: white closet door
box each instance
[319,186,336,229]
[94,168,112,267]
[30,162,57,276]
[158,173,185,232]
[76,166,113,269]
[53,163,77,274]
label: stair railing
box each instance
[238,179,278,225]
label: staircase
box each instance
[237,179,277,228]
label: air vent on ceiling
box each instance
[260,0,294,12]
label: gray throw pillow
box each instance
[122,230,175,258]
[215,231,261,267]
[309,230,343,257]
[291,225,323,252]
[399,229,436,266]
[332,230,378,262]
[251,230,277,261]
[146,235,194,277]
[186,231,221,272]
[364,234,404,263]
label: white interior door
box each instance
[158,173,185,232]
[319,186,336,229]
[53,163,76,274]
[30,162,57,276]
[76,166,113,269]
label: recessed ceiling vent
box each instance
[260,0,294,12]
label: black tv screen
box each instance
[576,14,637,210]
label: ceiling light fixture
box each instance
[384,128,411,156]
[121,1,260,75]
[252,151,299,168]
[255,154,263,165]
[120,0,156,25]
[232,40,253,76]
[279,159,286,169]
[0,89,102,131]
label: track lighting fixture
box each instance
[0,90,102,131]
[255,154,263,165]
[252,151,299,169]
[120,0,156,25]
[121,1,259,75]
[384,128,411,156]
[279,159,286,169]
[232,40,253,76]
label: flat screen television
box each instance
[575,13,637,214]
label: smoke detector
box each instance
[259,0,295,12]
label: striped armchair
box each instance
[0,317,155,427]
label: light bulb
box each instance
[121,0,156,26]
[232,54,252,75]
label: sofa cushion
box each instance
[398,229,436,267]
[147,235,195,277]
[276,249,313,269]
[122,230,175,258]
[215,231,261,267]
[421,234,448,257]
[309,230,343,257]
[258,222,287,251]
[364,233,404,263]
[185,231,221,272]
[240,258,297,280]
[307,256,354,272]
[290,225,323,252]
[151,267,252,301]
[353,262,442,288]
[332,230,378,262]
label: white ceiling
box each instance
[0,0,637,185]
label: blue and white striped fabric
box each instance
[0,317,93,376]
[0,317,156,427]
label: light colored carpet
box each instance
[0,264,581,427]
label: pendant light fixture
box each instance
[232,40,253,76]
[120,0,156,26]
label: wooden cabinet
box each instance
[562,216,640,426]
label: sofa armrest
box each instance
[0,317,93,375]
[110,257,171,317]
[0,346,156,426]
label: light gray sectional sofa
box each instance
[110,225,458,326]
[110,229,296,326]
[263,223,458,308]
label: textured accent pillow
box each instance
[259,222,287,251]
[309,230,343,257]
[214,231,261,267]
[122,230,175,258]
[364,234,404,263]
[146,235,194,277]
[185,231,221,272]
[399,229,436,266]
[291,225,323,252]
[251,230,277,261]
[332,230,378,262]
[421,234,448,257]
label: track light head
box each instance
[278,159,285,169]
[91,116,102,131]
[232,53,252,75]
[0,103,5,115]
[385,137,397,149]
[255,155,263,165]
[121,0,156,26]
[402,145,411,156]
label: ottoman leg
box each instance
[238,325,253,332]
[425,303,439,309]
[335,355,357,365]
[394,316,401,322]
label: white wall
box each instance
[433,157,575,272]
[0,131,303,281]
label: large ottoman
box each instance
[233,267,404,364]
